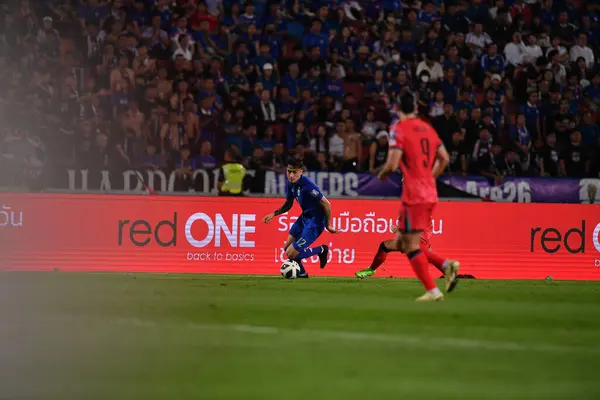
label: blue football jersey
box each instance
[286,175,326,227]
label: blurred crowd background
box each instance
[0,0,599,191]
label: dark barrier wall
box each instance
[9,165,599,203]
[4,166,486,200]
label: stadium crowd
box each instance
[1,0,599,189]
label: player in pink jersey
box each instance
[373,91,460,301]
[355,215,456,286]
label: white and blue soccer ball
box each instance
[280,260,301,279]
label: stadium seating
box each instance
[0,0,598,190]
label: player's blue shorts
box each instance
[290,218,325,252]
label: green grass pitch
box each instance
[1,272,599,400]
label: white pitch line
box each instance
[23,315,600,355]
[113,317,599,355]
[228,324,595,354]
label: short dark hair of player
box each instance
[287,157,305,171]
[397,91,416,114]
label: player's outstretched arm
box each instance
[319,197,339,234]
[378,148,402,180]
[261,198,293,224]
[431,144,450,178]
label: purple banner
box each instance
[263,171,404,197]
[442,176,600,204]
[46,167,600,203]
[265,172,600,203]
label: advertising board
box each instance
[1,194,598,280]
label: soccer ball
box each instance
[280,260,301,279]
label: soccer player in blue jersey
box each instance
[261,158,338,277]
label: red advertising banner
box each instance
[0,193,599,280]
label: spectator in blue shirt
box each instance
[77,0,109,24]
[221,110,239,139]
[263,3,280,25]
[385,50,410,81]
[302,19,329,58]
[256,125,276,152]
[226,127,244,150]
[221,3,241,30]
[418,2,440,26]
[191,20,212,54]
[252,41,277,72]
[228,41,252,76]
[268,7,288,36]
[240,124,257,157]
[277,86,297,123]
[577,111,600,145]
[194,140,218,169]
[127,0,149,27]
[325,68,345,102]
[455,90,475,116]
[366,70,386,94]
[480,43,506,80]
[481,88,504,128]
[520,91,541,137]
[300,67,324,97]
[208,25,232,58]
[240,23,261,59]
[353,29,374,53]
[157,3,173,31]
[397,28,417,63]
[381,0,402,14]
[171,16,192,41]
[363,2,382,23]
[420,29,445,59]
[510,113,532,157]
[580,16,600,47]
[539,0,554,27]
[197,78,223,112]
[584,73,600,102]
[226,64,251,94]
[540,86,562,129]
[142,14,170,50]
[252,0,267,22]
[239,3,258,30]
[443,45,465,83]
[349,45,372,83]
[466,0,490,24]
[281,63,301,99]
[245,81,263,109]
[296,88,317,123]
[261,23,282,59]
[316,5,333,34]
[331,26,355,64]
[565,82,582,113]
[439,68,458,104]
[386,70,412,98]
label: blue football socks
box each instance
[295,246,324,261]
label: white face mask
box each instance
[421,75,430,83]
[392,54,400,62]
[376,59,384,67]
